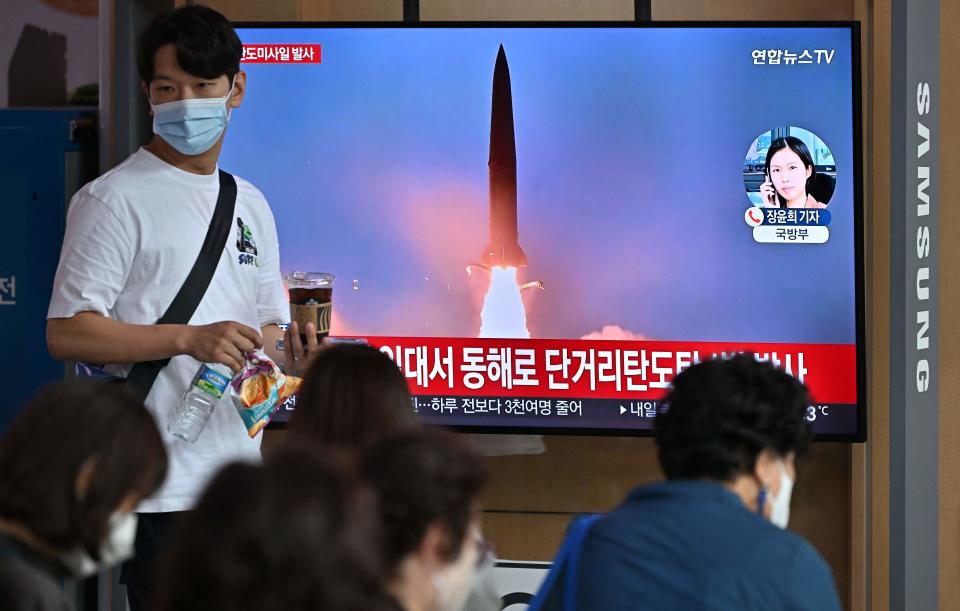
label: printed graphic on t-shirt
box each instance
[236,217,259,266]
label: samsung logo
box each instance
[915,82,932,392]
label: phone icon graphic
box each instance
[744,207,765,228]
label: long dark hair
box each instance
[154,444,390,611]
[288,344,420,448]
[764,136,817,208]
[0,382,167,558]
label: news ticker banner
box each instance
[271,337,858,435]
[241,44,322,64]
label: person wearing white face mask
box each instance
[286,345,501,611]
[529,355,841,611]
[45,6,304,611]
[361,430,493,611]
[757,455,795,529]
[0,382,168,611]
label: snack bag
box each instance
[230,350,302,438]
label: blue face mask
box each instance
[150,82,234,156]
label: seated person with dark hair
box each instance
[361,429,491,611]
[286,345,500,611]
[0,382,168,611]
[531,354,841,611]
[287,343,420,448]
[153,444,391,611]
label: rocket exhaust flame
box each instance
[479,267,530,339]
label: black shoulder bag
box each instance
[78,170,237,400]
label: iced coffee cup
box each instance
[285,271,334,343]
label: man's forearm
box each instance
[47,312,188,364]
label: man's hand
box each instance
[283,321,321,377]
[181,321,262,372]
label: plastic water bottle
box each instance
[168,363,233,443]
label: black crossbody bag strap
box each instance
[125,170,238,399]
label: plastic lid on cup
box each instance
[285,271,335,288]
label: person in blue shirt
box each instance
[532,354,842,611]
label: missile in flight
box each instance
[481,44,528,269]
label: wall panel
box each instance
[653,0,853,21]
[939,0,960,607]
[185,0,401,21]
[420,0,632,21]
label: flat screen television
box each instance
[224,22,865,440]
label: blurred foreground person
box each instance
[530,355,841,611]
[362,430,492,611]
[154,444,389,611]
[287,344,500,611]
[0,383,168,611]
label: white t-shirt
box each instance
[48,148,288,513]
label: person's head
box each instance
[361,429,489,611]
[764,136,817,207]
[655,355,812,527]
[289,343,420,448]
[0,382,167,572]
[155,444,388,611]
[137,5,246,156]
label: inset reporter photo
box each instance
[743,127,836,209]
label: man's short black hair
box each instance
[655,354,812,482]
[136,5,242,84]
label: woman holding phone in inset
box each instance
[760,136,828,209]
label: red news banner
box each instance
[363,337,858,405]
[241,44,322,64]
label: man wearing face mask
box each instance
[45,6,296,611]
[530,355,841,611]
